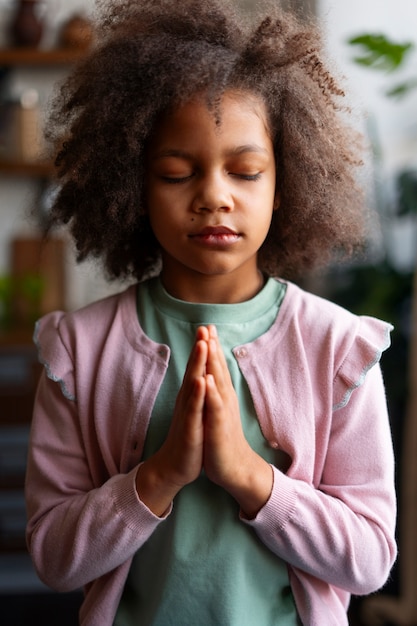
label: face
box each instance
[145,91,277,302]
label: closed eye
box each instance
[160,172,261,184]
[161,175,194,184]
[232,173,262,182]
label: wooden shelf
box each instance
[0,48,86,179]
[0,159,55,177]
[0,47,86,67]
[0,328,36,346]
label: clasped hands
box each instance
[136,325,273,519]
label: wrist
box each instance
[225,453,273,520]
[135,458,182,518]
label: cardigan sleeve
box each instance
[33,313,77,400]
[26,314,170,592]
[242,315,397,596]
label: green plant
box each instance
[0,275,13,330]
[348,33,417,98]
[0,273,45,331]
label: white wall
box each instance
[318,1,417,184]
[317,0,417,270]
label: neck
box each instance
[160,270,265,304]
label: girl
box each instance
[25,1,397,625]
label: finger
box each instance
[173,375,206,434]
[195,325,209,342]
[178,339,208,405]
[185,375,206,418]
[206,327,231,388]
[208,325,228,371]
[204,373,223,414]
[184,337,207,382]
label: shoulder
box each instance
[34,284,137,351]
[280,280,392,350]
[283,280,357,327]
[33,285,139,398]
[276,280,393,410]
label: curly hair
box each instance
[45,0,368,282]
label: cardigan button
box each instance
[235,347,248,358]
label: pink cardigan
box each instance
[25,280,397,626]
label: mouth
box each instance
[189,226,240,246]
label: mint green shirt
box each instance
[115,277,298,625]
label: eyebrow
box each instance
[151,144,269,161]
[232,144,270,156]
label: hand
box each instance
[201,325,245,486]
[203,325,274,518]
[136,327,208,516]
[136,325,273,520]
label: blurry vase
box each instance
[60,14,94,50]
[10,0,44,48]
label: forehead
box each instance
[149,91,273,152]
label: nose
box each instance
[191,171,234,213]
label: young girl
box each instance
[25,1,397,624]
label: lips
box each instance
[192,226,238,236]
[189,225,240,246]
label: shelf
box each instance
[0,159,54,177]
[0,48,85,179]
[0,47,86,67]
[0,329,36,346]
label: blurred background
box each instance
[0,0,416,624]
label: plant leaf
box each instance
[347,34,414,72]
[386,78,417,98]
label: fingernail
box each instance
[210,325,217,337]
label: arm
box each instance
[245,363,397,594]
[201,325,396,594]
[26,372,165,592]
[26,328,208,591]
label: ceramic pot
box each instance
[10,0,44,48]
[60,14,94,50]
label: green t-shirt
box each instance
[114,277,299,626]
